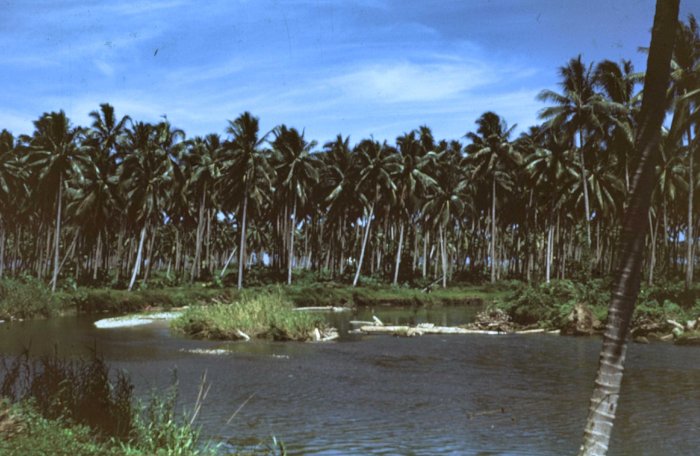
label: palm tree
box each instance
[271,125,319,284]
[539,56,625,245]
[524,126,576,282]
[466,112,519,283]
[668,14,700,288]
[351,139,400,287]
[579,1,678,453]
[421,149,468,287]
[120,121,178,290]
[392,131,436,285]
[0,130,26,277]
[25,111,85,291]
[220,112,273,289]
[184,134,221,280]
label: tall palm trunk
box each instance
[220,246,237,278]
[546,222,554,284]
[648,211,659,285]
[393,219,405,285]
[579,2,677,454]
[439,224,448,288]
[353,202,375,287]
[288,200,296,285]
[50,175,63,292]
[490,174,497,283]
[579,130,592,245]
[128,225,147,291]
[686,129,694,289]
[237,189,249,290]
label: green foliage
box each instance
[499,279,610,328]
[1,351,134,440]
[172,290,323,341]
[0,277,57,320]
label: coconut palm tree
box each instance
[539,56,626,245]
[25,111,85,291]
[579,1,679,453]
[466,111,519,283]
[351,139,400,286]
[271,125,319,284]
[220,112,273,289]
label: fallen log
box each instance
[293,306,351,312]
[515,328,546,334]
[357,325,503,336]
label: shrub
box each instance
[0,277,57,320]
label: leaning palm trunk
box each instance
[50,175,63,292]
[353,202,375,287]
[579,1,678,454]
[128,226,147,292]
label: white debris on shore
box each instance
[94,311,184,329]
[180,348,229,355]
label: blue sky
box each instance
[0,0,696,145]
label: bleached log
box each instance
[349,320,377,326]
[516,328,546,334]
[235,329,251,341]
[358,325,503,336]
[293,306,351,312]
[372,315,384,326]
[667,319,684,331]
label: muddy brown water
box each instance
[1,307,699,455]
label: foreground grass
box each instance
[172,291,323,341]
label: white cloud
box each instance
[327,60,493,103]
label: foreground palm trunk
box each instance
[579,1,678,454]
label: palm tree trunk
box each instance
[686,129,694,289]
[439,225,448,288]
[192,191,206,281]
[237,190,249,290]
[491,174,497,283]
[353,202,374,287]
[579,130,592,246]
[648,210,659,285]
[579,2,677,453]
[546,222,554,284]
[393,219,405,285]
[128,226,147,291]
[220,246,237,278]
[288,199,296,285]
[50,176,63,292]
[422,228,429,278]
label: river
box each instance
[1,308,699,455]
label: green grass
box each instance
[172,290,323,341]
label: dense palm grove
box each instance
[0,17,698,292]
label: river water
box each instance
[1,308,699,455]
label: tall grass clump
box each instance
[0,277,57,320]
[172,290,323,341]
[0,351,213,455]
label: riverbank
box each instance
[1,277,698,345]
